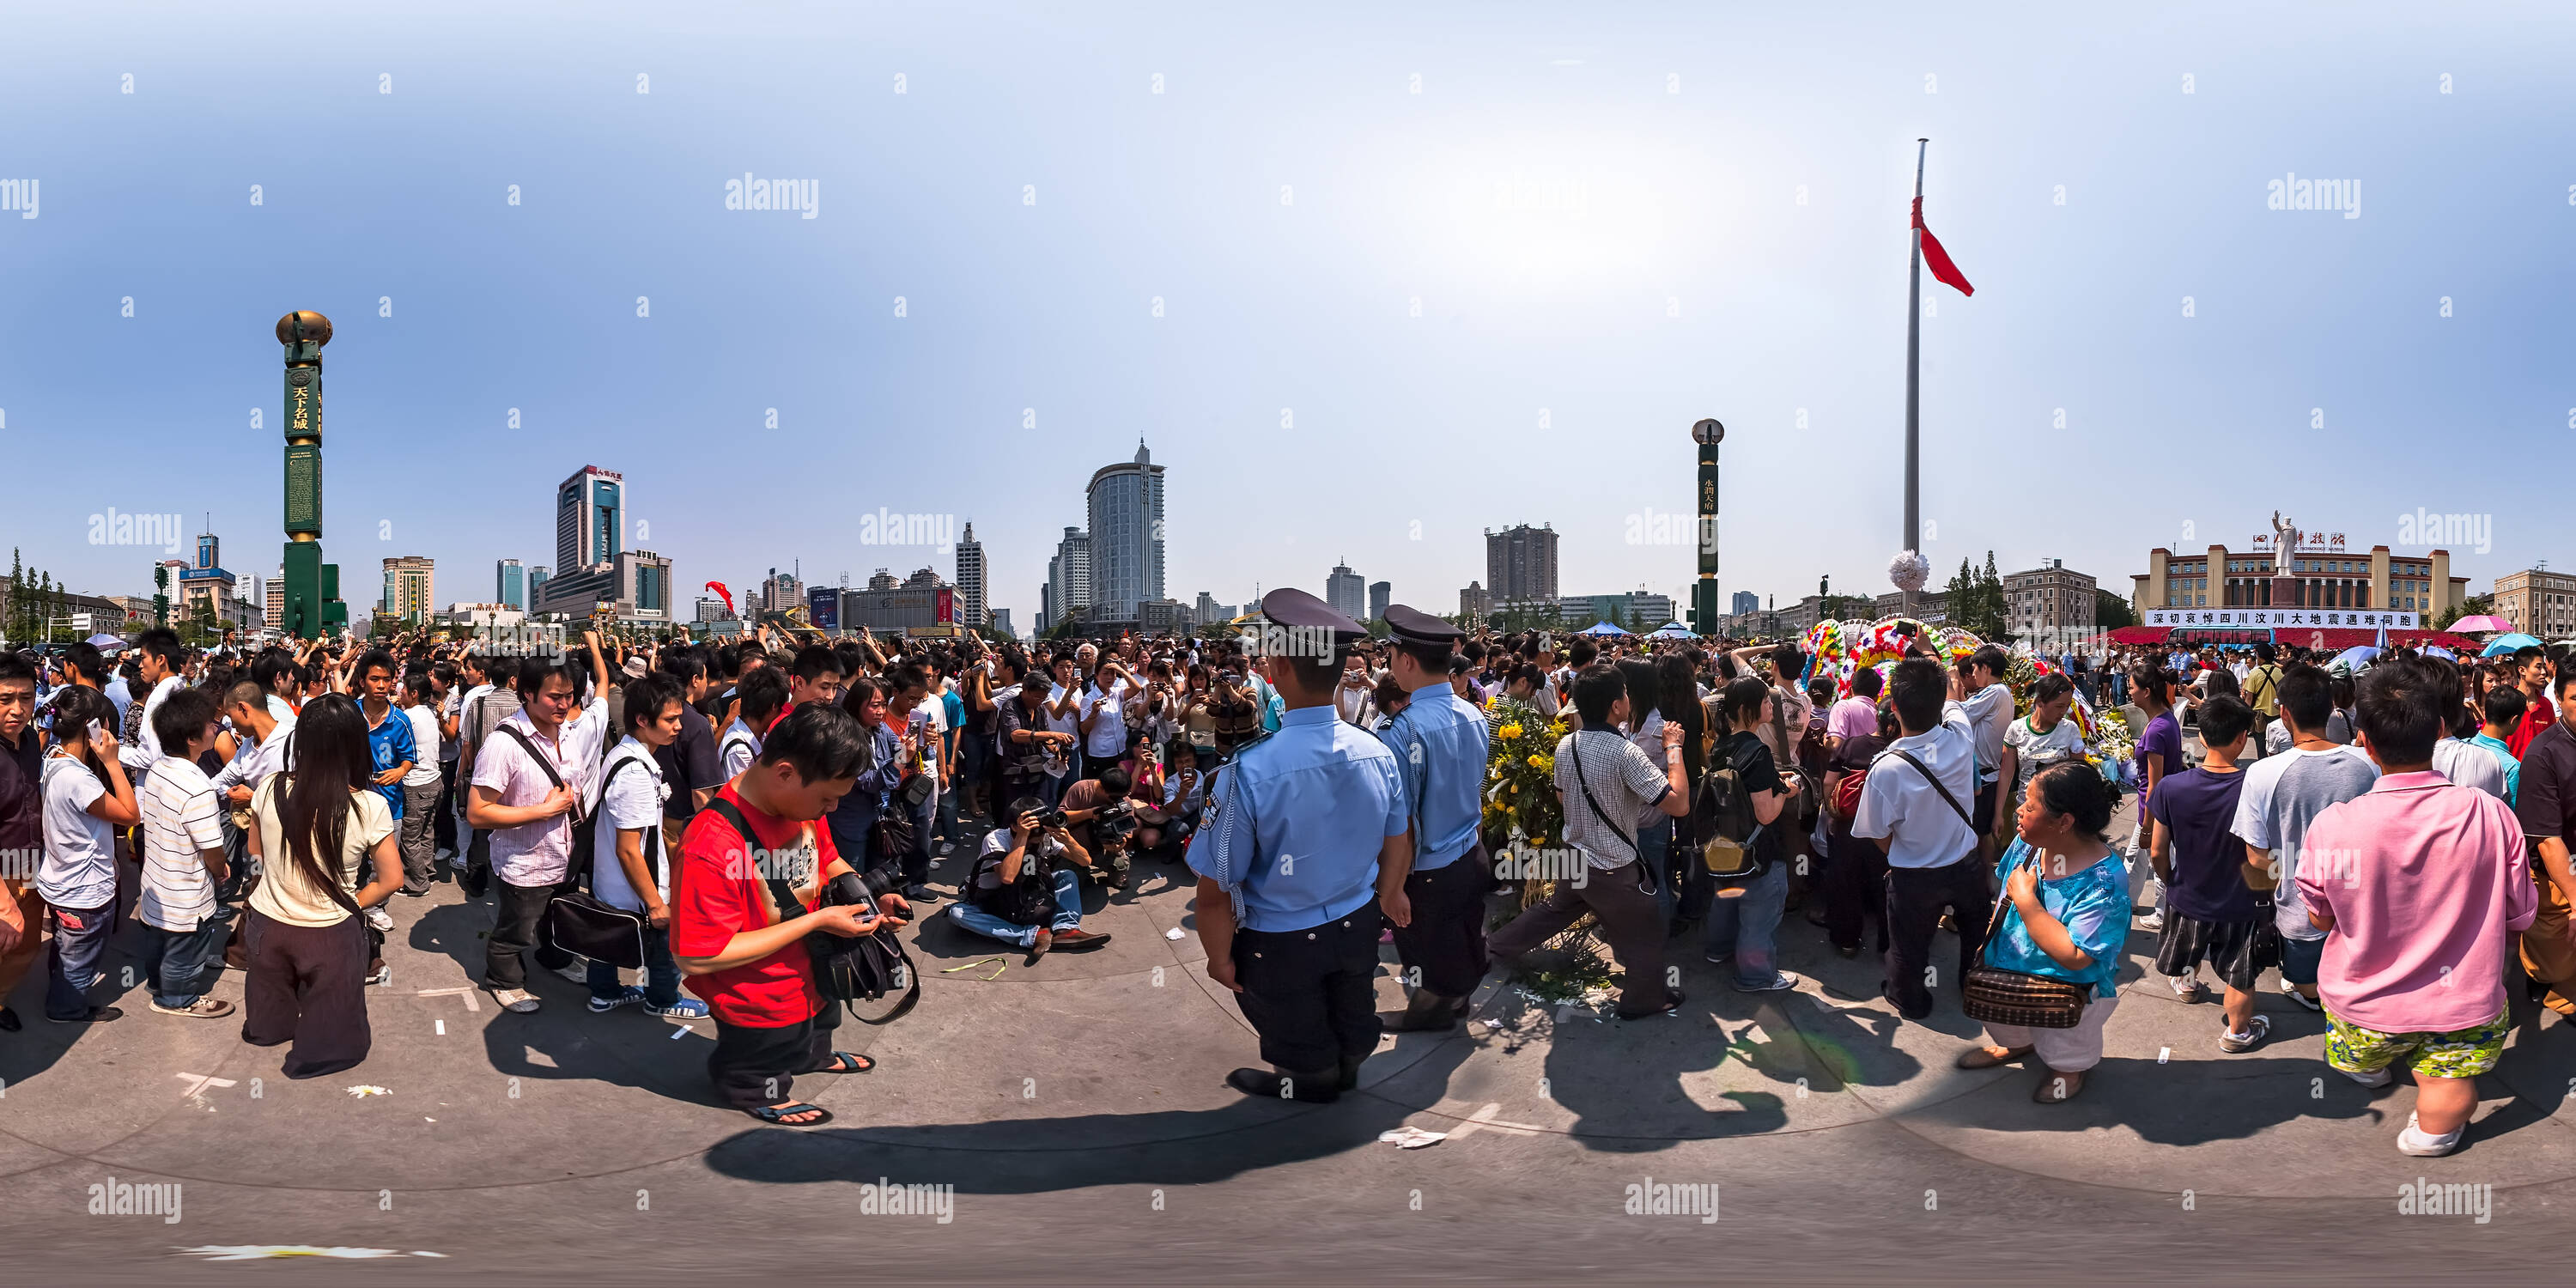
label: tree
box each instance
[2094,588,2136,630]
[1943,552,2008,640]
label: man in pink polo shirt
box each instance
[2298,657,2535,1158]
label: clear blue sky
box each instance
[3,2,2569,627]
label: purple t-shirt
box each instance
[2138,711,2184,784]
[1827,696,1878,741]
[2148,765,2255,923]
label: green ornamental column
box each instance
[276,311,336,639]
[1691,418,1723,634]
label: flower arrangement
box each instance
[1481,704,1566,856]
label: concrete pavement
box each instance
[5,806,2572,1285]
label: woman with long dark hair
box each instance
[241,693,402,1078]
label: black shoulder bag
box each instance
[1959,847,2089,1030]
[703,797,920,1025]
[539,754,657,970]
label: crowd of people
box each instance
[0,613,2566,1153]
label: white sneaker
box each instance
[2165,973,2206,1001]
[552,959,591,986]
[364,905,394,932]
[2136,910,2165,932]
[2397,1110,2464,1157]
[492,987,540,1013]
[2342,1066,2394,1088]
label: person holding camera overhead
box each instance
[1188,589,1412,1105]
[948,797,1114,962]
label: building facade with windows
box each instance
[1085,440,1164,620]
[1485,524,1558,603]
[2493,568,2576,639]
[2133,529,2466,619]
[2003,561,2095,637]
[381,556,435,623]
[1325,561,1365,621]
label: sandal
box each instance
[819,1051,875,1074]
[1955,1044,2032,1071]
[744,1102,835,1127]
[1616,987,1685,1020]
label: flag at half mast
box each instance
[1911,197,1974,296]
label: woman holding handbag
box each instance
[1956,761,2130,1103]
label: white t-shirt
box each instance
[590,739,672,912]
[402,704,443,787]
[717,717,762,781]
[38,754,114,909]
[2002,714,2088,794]
[122,675,183,781]
[439,686,464,762]
[1082,680,1129,757]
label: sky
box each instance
[3,1,2570,629]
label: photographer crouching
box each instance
[1059,765,1146,890]
[948,798,1114,963]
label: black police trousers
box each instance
[1232,904,1384,1075]
[1390,842,1492,999]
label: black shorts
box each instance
[1971,781,1997,834]
[2154,912,2263,991]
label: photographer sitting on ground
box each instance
[1059,764,1144,890]
[950,798,1113,962]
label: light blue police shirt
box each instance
[1187,704,1406,933]
[1377,682,1492,872]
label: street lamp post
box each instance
[276,311,348,640]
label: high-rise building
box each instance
[529,565,550,605]
[1048,527,1092,624]
[1459,580,1492,620]
[2003,560,2098,637]
[533,550,673,624]
[989,608,1015,640]
[955,522,987,628]
[382,556,435,623]
[265,566,285,629]
[2493,568,2576,638]
[1485,523,1559,603]
[1325,560,1365,620]
[1368,580,1391,622]
[762,568,804,614]
[1194,591,1236,623]
[495,558,526,611]
[555,465,624,574]
[1084,440,1164,619]
[1732,589,1759,617]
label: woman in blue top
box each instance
[1956,761,2130,1103]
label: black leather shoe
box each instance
[1224,1066,1340,1103]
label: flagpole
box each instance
[1904,138,1927,614]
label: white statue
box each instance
[2270,510,2300,554]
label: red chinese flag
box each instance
[1911,197,1974,296]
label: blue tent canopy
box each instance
[1577,621,1632,636]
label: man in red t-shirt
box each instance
[673,704,908,1126]
[2507,647,2556,759]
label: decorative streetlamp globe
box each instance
[1692,418,1725,446]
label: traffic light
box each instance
[153,563,170,627]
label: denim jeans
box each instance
[46,901,118,1020]
[944,867,1084,947]
[1704,860,1789,987]
[587,924,683,1008]
[142,913,232,1010]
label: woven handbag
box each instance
[1959,848,2090,1030]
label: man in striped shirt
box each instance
[137,686,235,1019]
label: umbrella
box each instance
[2448,614,2514,635]
[2421,646,2458,659]
[2328,645,2380,674]
[1647,622,1697,639]
[2480,632,2545,657]
[1577,621,1633,636]
[84,633,125,649]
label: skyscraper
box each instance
[955,523,987,628]
[1732,589,1759,617]
[556,465,623,574]
[1325,560,1365,621]
[382,555,434,622]
[1048,526,1092,623]
[1368,580,1390,622]
[1084,439,1163,619]
[265,566,284,629]
[1485,523,1559,604]
[496,558,526,611]
[529,565,550,605]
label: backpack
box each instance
[1692,732,1767,880]
[703,796,921,1025]
[1829,761,1869,820]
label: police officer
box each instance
[1188,589,1411,1103]
[1373,605,1493,1031]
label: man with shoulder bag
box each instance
[1845,658,1991,1021]
[1488,665,1693,1020]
